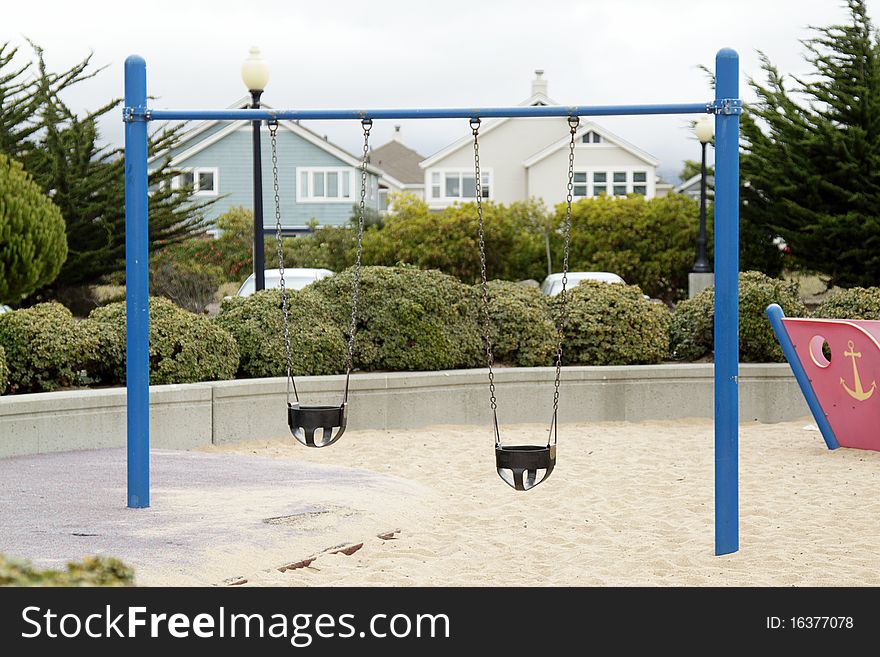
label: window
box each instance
[581,131,602,144]
[632,171,647,196]
[575,169,651,198]
[171,168,218,196]
[429,170,491,200]
[297,167,354,202]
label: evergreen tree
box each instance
[741,0,880,285]
[0,42,214,292]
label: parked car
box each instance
[540,272,625,296]
[0,304,11,314]
[236,268,333,297]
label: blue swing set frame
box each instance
[123,48,742,555]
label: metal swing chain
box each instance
[343,119,372,404]
[471,118,500,444]
[549,116,580,445]
[268,120,299,404]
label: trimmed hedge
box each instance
[815,287,880,319]
[0,344,8,395]
[560,281,671,365]
[0,554,133,587]
[669,271,807,362]
[483,280,556,367]
[214,289,347,378]
[0,302,94,393]
[310,266,482,371]
[88,297,239,385]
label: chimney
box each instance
[531,69,548,98]
[391,124,403,142]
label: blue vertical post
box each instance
[713,48,740,555]
[124,55,150,508]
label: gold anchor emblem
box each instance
[840,340,876,401]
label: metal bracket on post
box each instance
[122,106,151,122]
[709,98,742,115]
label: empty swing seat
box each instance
[495,444,556,491]
[288,403,347,448]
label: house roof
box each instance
[149,99,383,175]
[522,121,660,168]
[419,88,557,169]
[673,173,715,194]
[369,139,426,185]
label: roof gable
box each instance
[150,101,380,173]
[420,89,559,168]
[522,121,660,168]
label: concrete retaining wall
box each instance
[0,364,809,457]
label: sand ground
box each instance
[206,418,880,586]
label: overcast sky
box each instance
[1,0,874,182]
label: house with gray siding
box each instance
[151,100,383,232]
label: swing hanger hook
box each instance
[361,118,373,130]
[470,117,481,134]
[568,115,580,130]
[267,118,279,134]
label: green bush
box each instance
[0,302,94,393]
[669,271,807,362]
[560,194,706,303]
[0,154,68,303]
[814,287,880,319]
[149,261,222,313]
[483,280,556,366]
[152,206,253,284]
[280,221,357,273]
[361,194,549,283]
[561,281,671,365]
[310,266,482,371]
[88,297,239,385]
[0,554,133,587]
[0,344,8,395]
[214,289,347,378]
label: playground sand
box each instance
[200,418,880,587]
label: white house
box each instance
[417,71,668,209]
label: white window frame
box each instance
[572,167,654,199]
[425,168,493,203]
[171,167,219,197]
[580,130,603,145]
[296,166,356,203]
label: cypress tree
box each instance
[741,0,880,285]
[0,154,67,302]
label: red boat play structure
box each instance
[767,303,880,451]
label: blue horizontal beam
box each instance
[145,103,712,122]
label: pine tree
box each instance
[741,0,880,285]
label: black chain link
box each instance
[471,118,501,443]
[343,119,372,403]
[268,120,298,404]
[270,119,372,406]
[473,116,578,447]
[549,116,580,443]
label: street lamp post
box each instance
[241,47,270,292]
[693,115,714,273]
